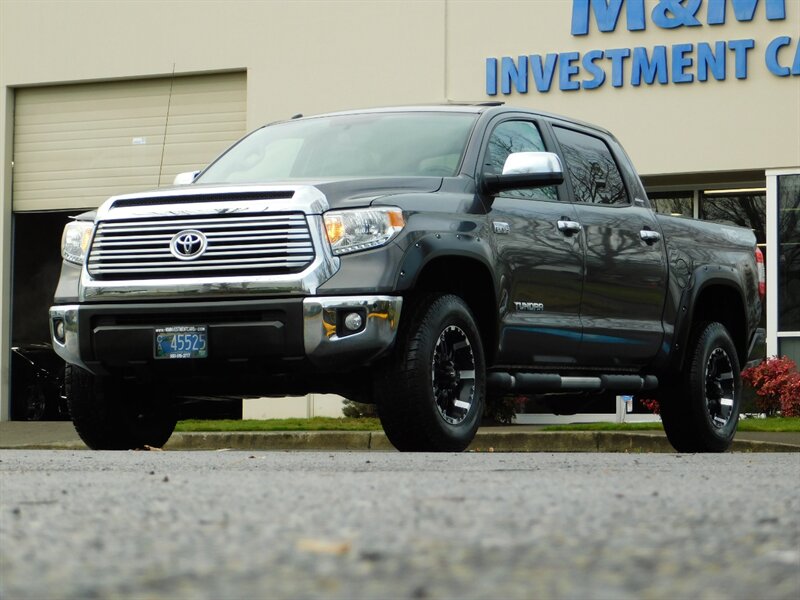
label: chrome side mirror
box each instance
[173,170,201,186]
[483,152,564,195]
[502,152,563,176]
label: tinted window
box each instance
[553,127,628,205]
[483,120,557,201]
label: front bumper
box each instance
[49,295,402,374]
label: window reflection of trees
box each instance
[553,128,627,205]
[701,195,766,246]
[649,193,693,217]
[485,121,557,201]
[778,175,800,331]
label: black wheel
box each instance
[376,294,485,452]
[661,322,741,453]
[66,365,177,450]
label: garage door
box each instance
[12,71,246,212]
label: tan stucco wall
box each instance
[1,0,798,415]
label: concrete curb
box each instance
[3,430,798,453]
[154,431,799,453]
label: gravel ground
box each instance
[1,451,798,600]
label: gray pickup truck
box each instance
[50,104,764,452]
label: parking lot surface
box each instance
[1,451,798,599]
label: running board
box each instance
[487,372,658,393]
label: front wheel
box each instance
[66,365,177,450]
[661,322,742,452]
[376,294,486,452]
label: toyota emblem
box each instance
[170,229,208,260]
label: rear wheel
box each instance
[661,322,741,452]
[66,365,177,450]
[376,294,485,452]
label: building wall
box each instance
[447,0,800,175]
[3,1,797,174]
[1,0,798,415]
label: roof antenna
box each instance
[157,63,176,187]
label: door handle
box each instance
[557,220,582,235]
[640,229,661,244]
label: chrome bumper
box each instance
[49,305,86,369]
[302,296,403,367]
[50,295,402,371]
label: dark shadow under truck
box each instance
[49,105,765,452]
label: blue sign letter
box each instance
[651,0,702,29]
[560,52,582,90]
[605,48,631,87]
[631,46,668,85]
[728,38,755,79]
[707,0,786,25]
[766,36,792,76]
[672,43,695,83]
[571,0,645,35]
[530,53,559,92]
[486,58,498,95]
[501,56,528,94]
[582,50,607,89]
[697,42,727,81]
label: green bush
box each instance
[342,400,377,418]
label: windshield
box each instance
[195,112,478,184]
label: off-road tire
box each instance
[66,364,177,450]
[376,294,486,452]
[661,322,741,453]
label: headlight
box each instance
[61,220,94,264]
[323,207,405,255]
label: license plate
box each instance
[155,326,208,359]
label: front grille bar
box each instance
[87,212,316,280]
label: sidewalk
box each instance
[1,421,799,452]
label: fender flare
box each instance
[393,232,499,294]
[668,265,747,372]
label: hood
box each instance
[309,177,443,209]
[96,177,443,219]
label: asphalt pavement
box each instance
[1,421,799,452]
[1,451,798,599]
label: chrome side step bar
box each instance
[487,372,658,393]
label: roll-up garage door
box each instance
[12,71,246,212]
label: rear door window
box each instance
[553,127,628,206]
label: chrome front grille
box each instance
[87,213,315,279]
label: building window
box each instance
[778,174,800,333]
[701,192,766,248]
[648,191,693,217]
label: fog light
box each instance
[54,319,66,343]
[344,312,363,332]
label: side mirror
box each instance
[482,152,564,195]
[173,170,201,186]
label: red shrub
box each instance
[742,356,800,416]
[639,397,660,415]
[779,372,800,417]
